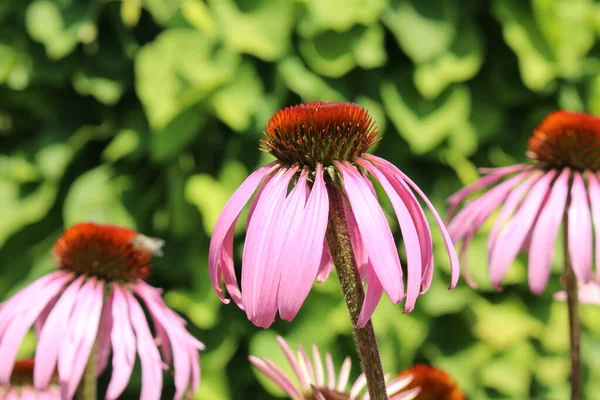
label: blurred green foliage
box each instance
[2,0,600,399]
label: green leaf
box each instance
[63,166,135,228]
[135,28,240,131]
[210,62,264,132]
[414,22,484,99]
[383,0,458,63]
[381,79,474,154]
[209,0,294,61]
[481,342,535,397]
[150,105,206,162]
[299,25,386,78]
[298,0,388,36]
[278,56,347,101]
[72,72,124,106]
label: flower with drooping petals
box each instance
[447,110,600,292]
[209,102,460,328]
[554,281,600,304]
[249,336,420,400]
[396,364,464,400]
[0,359,60,399]
[0,222,203,400]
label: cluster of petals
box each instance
[209,154,459,328]
[249,336,420,400]
[0,271,203,400]
[554,281,600,305]
[0,360,60,400]
[447,164,599,293]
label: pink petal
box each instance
[489,170,556,289]
[312,345,325,387]
[0,272,71,383]
[62,281,104,399]
[125,290,163,400]
[568,172,593,283]
[34,275,86,389]
[106,286,137,400]
[325,353,335,390]
[366,155,460,289]
[554,281,600,304]
[487,171,545,264]
[242,167,298,328]
[337,357,352,392]
[249,356,302,399]
[587,172,600,280]
[350,373,367,398]
[447,164,530,219]
[528,169,570,293]
[359,160,422,312]
[343,200,369,279]
[317,243,333,283]
[279,165,329,320]
[391,387,421,400]
[208,163,277,304]
[336,161,403,303]
[297,345,316,385]
[96,292,114,375]
[357,263,384,327]
[276,336,309,390]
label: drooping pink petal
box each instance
[489,171,557,289]
[0,271,66,340]
[365,155,460,289]
[0,272,72,383]
[554,281,600,304]
[96,292,114,375]
[249,356,302,399]
[528,168,570,293]
[357,263,384,327]
[359,160,422,312]
[448,170,534,241]
[242,167,298,328]
[34,275,85,389]
[568,172,593,283]
[447,164,531,219]
[125,290,163,400]
[208,163,278,303]
[336,161,403,303]
[317,243,333,283]
[62,280,104,399]
[279,165,329,320]
[487,171,546,264]
[587,172,600,280]
[106,285,137,400]
[134,281,201,399]
[343,200,369,279]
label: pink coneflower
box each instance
[249,337,420,400]
[209,102,459,329]
[0,223,203,400]
[0,359,60,399]
[447,111,600,292]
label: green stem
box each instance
[325,185,388,400]
[563,210,581,400]
[77,343,97,400]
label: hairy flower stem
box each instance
[325,185,388,400]
[563,209,581,400]
[78,342,97,400]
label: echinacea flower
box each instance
[209,102,459,328]
[396,364,465,400]
[249,336,420,400]
[447,111,600,292]
[0,223,203,400]
[0,359,60,399]
[554,281,600,305]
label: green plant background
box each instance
[2,0,600,398]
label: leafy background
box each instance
[2,0,600,398]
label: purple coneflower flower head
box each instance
[1,360,60,399]
[447,111,600,292]
[0,223,203,400]
[249,336,420,400]
[554,281,600,304]
[209,102,459,328]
